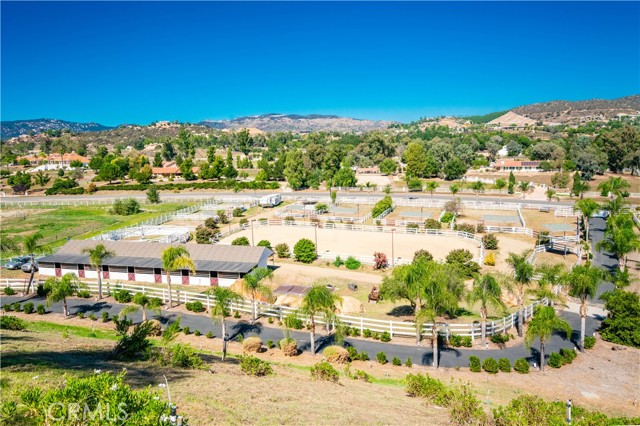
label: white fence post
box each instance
[389,320,393,338]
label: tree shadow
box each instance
[229,321,263,340]
[386,305,414,317]
[74,302,113,315]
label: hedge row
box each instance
[94,181,280,192]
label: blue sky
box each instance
[2,1,639,125]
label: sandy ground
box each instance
[484,235,535,272]
[534,251,579,270]
[355,174,393,187]
[219,226,480,261]
[385,206,442,221]
[271,261,383,286]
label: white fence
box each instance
[0,278,547,340]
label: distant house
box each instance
[151,161,198,177]
[18,152,89,167]
[492,159,542,172]
[356,167,380,174]
[38,240,273,287]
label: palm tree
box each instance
[33,171,51,189]
[506,251,535,337]
[562,263,605,352]
[161,246,196,309]
[598,176,630,199]
[242,267,273,323]
[596,214,640,270]
[300,283,342,355]
[121,292,163,322]
[466,274,506,348]
[574,199,600,241]
[82,244,114,300]
[449,184,459,199]
[426,181,439,198]
[23,233,43,294]
[532,263,566,306]
[0,236,18,253]
[545,189,558,203]
[525,305,572,372]
[518,181,531,199]
[495,179,507,197]
[44,273,82,317]
[208,286,242,361]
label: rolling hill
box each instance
[1,119,112,140]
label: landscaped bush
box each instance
[424,218,442,229]
[257,240,272,250]
[206,331,214,339]
[405,373,451,406]
[380,331,391,342]
[22,302,34,314]
[36,304,46,315]
[584,336,596,349]
[279,338,298,356]
[446,249,481,278]
[548,352,564,368]
[372,196,393,218]
[194,330,201,336]
[406,223,420,230]
[239,355,273,376]
[560,348,577,364]
[362,328,372,338]
[168,343,203,369]
[345,256,361,270]
[77,290,91,298]
[450,334,463,347]
[413,249,434,262]
[490,333,510,345]
[455,223,476,234]
[77,312,85,319]
[101,311,110,322]
[376,352,388,364]
[182,326,191,335]
[310,361,339,383]
[323,346,350,364]
[185,301,205,313]
[284,314,304,330]
[498,358,511,373]
[91,180,280,193]
[2,304,12,312]
[482,358,499,374]
[293,238,316,263]
[514,358,530,374]
[469,356,481,372]
[462,336,472,347]
[333,256,344,267]
[232,236,250,246]
[266,340,275,349]
[373,252,388,270]
[36,284,50,297]
[600,290,640,348]
[88,313,97,321]
[3,287,16,296]
[482,233,499,250]
[406,358,413,367]
[111,198,141,216]
[0,316,27,330]
[113,290,132,303]
[233,311,240,319]
[242,336,263,353]
[440,212,454,223]
[349,369,372,382]
[484,252,496,266]
[12,302,21,312]
[392,356,402,366]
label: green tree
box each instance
[466,274,506,348]
[507,171,516,194]
[23,232,43,294]
[518,181,531,198]
[81,244,114,300]
[443,158,467,180]
[525,306,571,372]
[98,162,120,183]
[600,289,640,348]
[224,148,238,179]
[44,273,84,316]
[161,246,196,309]
[121,292,163,322]
[470,181,485,197]
[404,142,427,178]
[236,128,251,155]
[208,286,242,361]
[596,213,640,270]
[379,158,397,175]
[146,185,160,204]
[33,170,51,188]
[242,267,273,323]
[425,181,439,198]
[545,188,558,202]
[449,184,459,198]
[284,149,307,190]
[293,238,316,263]
[574,198,599,241]
[562,263,606,352]
[506,251,535,337]
[135,164,153,184]
[300,283,342,354]
[495,178,506,197]
[598,176,629,199]
[332,167,357,188]
[153,151,163,167]
[571,171,589,199]
[179,158,196,180]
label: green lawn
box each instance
[1,202,194,257]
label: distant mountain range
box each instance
[1,118,112,139]
[199,113,393,133]
[511,95,640,124]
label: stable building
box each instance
[37,240,272,287]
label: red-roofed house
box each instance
[492,159,542,172]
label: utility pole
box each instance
[314,223,318,256]
[391,229,395,267]
[251,220,254,246]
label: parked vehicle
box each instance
[21,260,38,273]
[4,256,31,270]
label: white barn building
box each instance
[38,240,272,287]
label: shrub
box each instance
[310,361,339,383]
[36,304,46,315]
[111,198,141,215]
[498,358,511,373]
[279,338,298,356]
[350,369,372,382]
[482,358,499,374]
[101,311,110,322]
[548,352,564,368]
[22,302,34,314]
[469,356,481,372]
[274,243,290,258]
[380,331,391,342]
[266,339,275,349]
[185,301,205,313]
[77,290,91,299]
[239,355,273,376]
[372,196,393,218]
[392,356,402,366]
[424,218,442,229]
[242,336,263,353]
[323,346,350,364]
[406,358,413,368]
[372,332,380,340]
[446,249,481,278]
[376,352,388,364]
[233,207,244,218]
[293,238,316,263]
[88,313,97,321]
[169,343,203,369]
[482,233,499,250]
[405,373,451,406]
[233,311,241,319]
[462,336,472,347]
[2,304,12,312]
[113,290,132,303]
[345,256,361,270]
[333,256,344,267]
[257,240,272,250]
[36,284,50,297]
[3,287,16,296]
[490,333,510,345]
[206,331,214,339]
[182,326,191,335]
[413,249,434,262]
[584,336,596,349]
[450,334,463,347]
[194,330,201,336]
[560,348,577,364]
[12,302,21,312]
[77,312,85,319]
[440,212,454,223]
[455,223,476,234]
[514,358,530,374]
[484,252,496,266]
[0,316,27,330]
[476,223,485,233]
[232,236,250,246]
[448,382,488,425]
[363,328,372,338]
[600,290,640,348]
[356,351,369,361]
[373,252,388,270]
[284,314,304,330]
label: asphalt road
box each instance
[588,217,617,299]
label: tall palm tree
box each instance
[466,274,506,348]
[532,263,566,306]
[82,244,114,300]
[426,181,439,199]
[161,246,196,309]
[525,306,572,372]
[120,292,163,322]
[23,233,43,294]
[518,181,531,199]
[242,267,273,323]
[300,283,342,355]
[208,286,242,361]
[44,273,82,317]
[574,198,600,241]
[562,263,606,352]
[596,214,640,270]
[598,176,630,199]
[506,251,535,337]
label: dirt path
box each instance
[272,261,383,285]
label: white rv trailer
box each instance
[259,193,282,207]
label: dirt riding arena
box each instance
[218,225,480,261]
